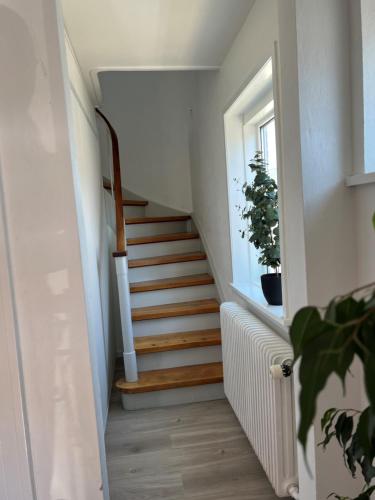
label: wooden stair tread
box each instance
[128,252,207,268]
[127,232,199,246]
[116,362,223,394]
[134,329,221,354]
[126,215,190,224]
[130,274,214,293]
[132,298,220,321]
[122,199,148,206]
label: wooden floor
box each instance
[105,395,280,500]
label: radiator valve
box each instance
[270,359,293,379]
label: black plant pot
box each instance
[261,273,282,306]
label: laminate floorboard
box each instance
[106,393,281,500]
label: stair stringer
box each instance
[189,215,226,303]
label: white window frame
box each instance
[224,58,287,329]
[242,106,278,291]
[347,0,375,186]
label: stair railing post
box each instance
[96,107,138,382]
[115,255,138,382]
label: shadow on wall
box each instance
[0,6,103,499]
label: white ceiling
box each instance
[62,0,255,98]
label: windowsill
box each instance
[230,282,290,335]
[346,171,375,187]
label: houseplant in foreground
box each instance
[290,213,375,499]
[239,151,281,305]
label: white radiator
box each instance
[220,302,298,498]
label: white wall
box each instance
[0,1,105,498]
[355,184,375,284]
[190,0,278,303]
[65,33,117,427]
[190,1,316,496]
[354,182,375,415]
[191,0,372,498]
[294,3,361,497]
[276,2,314,496]
[100,71,195,213]
[0,177,35,500]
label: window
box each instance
[259,117,277,182]
[243,110,278,290]
[348,0,375,184]
[224,58,284,322]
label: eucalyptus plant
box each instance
[239,151,280,271]
[290,214,375,500]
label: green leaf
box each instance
[321,408,338,431]
[346,432,363,477]
[328,494,351,500]
[364,354,375,409]
[290,306,322,360]
[336,297,365,324]
[354,485,375,500]
[297,317,357,450]
[364,292,375,311]
[360,456,375,485]
[325,299,337,322]
[319,430,336,450]
[357,407,375,455]
[297,322,336,448]
[319,408,341,450]
[335,413,353,449]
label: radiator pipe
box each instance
[287,484,300,499]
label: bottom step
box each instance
[120,382,224,411]
[116,362,223,394]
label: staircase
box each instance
[99,108,223,411]
[111,193,224,410]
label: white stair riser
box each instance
[123,206,145,218]
[127,238,201,259]
[121,383,224,410]
[129,260,208,282]
[133,312,220,337]
[130,284,217,307]
[137,345,222,371]
[126,220,188,238]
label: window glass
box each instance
[244,113,279,288]
[260,117,278,182]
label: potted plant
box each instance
[290,214,375,500]
[239,151,282,305]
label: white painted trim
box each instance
[345,171,375,186]
[222,58,273,115]
[58,14,110,498]
[69,83,98,137]
[272,41,291,322]
[115,256,138,382]
[229,282,290,335]
[89,66,220,104]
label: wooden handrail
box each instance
[95,108,126,255]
